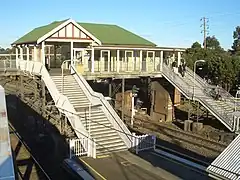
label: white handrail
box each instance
[17,60,90,140]
[162,63,234,131]
[71,65,132,148]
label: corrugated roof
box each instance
[79,22,156,46]
[13,20,68,45]
[207,134,240,180]
[13,19,156,47]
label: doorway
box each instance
[125,51,133,71]
[101,50,110,72]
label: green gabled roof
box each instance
[13,19,156,47]
[13,20,68,45]
[79,22,156,47]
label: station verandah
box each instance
[12,18,185,80]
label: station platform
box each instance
[79,150,210,180]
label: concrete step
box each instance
[78,112,105,116]
[81,118,108,125]
[94,133,121,142]
[55,85,81,90]
[51,76,75,80]
[82,119,109,127]
[90,129,116,137]
[88,125,113,133]
[68,96,89,101]
[54,83,79,88]
[78,111,105,117]
[97,138,124,147]
[63,91,86,95]
[66,96,88,101]
[96,142,126,153]
[52,76,77,80]
[72,103,91,108]
[96,146,127,156]
[69,100,90,105]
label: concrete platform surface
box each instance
[79,150,210,180]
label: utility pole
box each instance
[201,17,209,49]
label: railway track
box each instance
[124,115,228,156]
[9,123,51,180]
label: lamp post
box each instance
[192,60,206,101]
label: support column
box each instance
[160,50,163,71]
[20,75,24,98]
[70,41,73,71]
[139,50,142,71]
[33,46,37,62]
[19,46,23,60]
[109,81,112,97]
[121,78,125,121]
[15,47,19,59]
[34,79,38,101]
[42,80,46,117]
[132,51,135,72]
[91,46,95,73]
[41,41,45,65]
[107,50,110,72]
[172,51,175,63]
[117,50,120,72]
[177,51,181,67]
[53,45,57,68]
[26,46,29,71]
[100,50,103,72]
[15,47,19,68]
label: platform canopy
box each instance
[12,18,157,47]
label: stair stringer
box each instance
[71,68,132,148]
[162,65,234,131]
[18,60,89,139]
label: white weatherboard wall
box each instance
[0,86,15,180]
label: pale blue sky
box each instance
[1,0,240,49]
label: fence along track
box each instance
[124,115,228,153]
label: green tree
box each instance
[232,26,240,54]
[184,41,237,91]
[191,41,201,49]
[205,36,222,50]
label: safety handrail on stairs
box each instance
[186,67,234,100]
[17,60,90,140]
[162,64,234,131]
[186,67,236,110]
[70,65,132,148]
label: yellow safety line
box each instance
[80,158,107,180]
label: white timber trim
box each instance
[41,41,45,65]
[37,19,102,45]
[91,43,95,73]
[177,51,181,66]
[146,51,155,58]
[94,46,186,52]
[116,49,120,72]
[160,50,163,71]
[125,50,134,71]
[33,46,37,61]
[19,46,23,60]
[45,39,93,43]
[139,50,142,71]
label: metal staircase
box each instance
[51,75,129,155]
[162,63,239,132]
